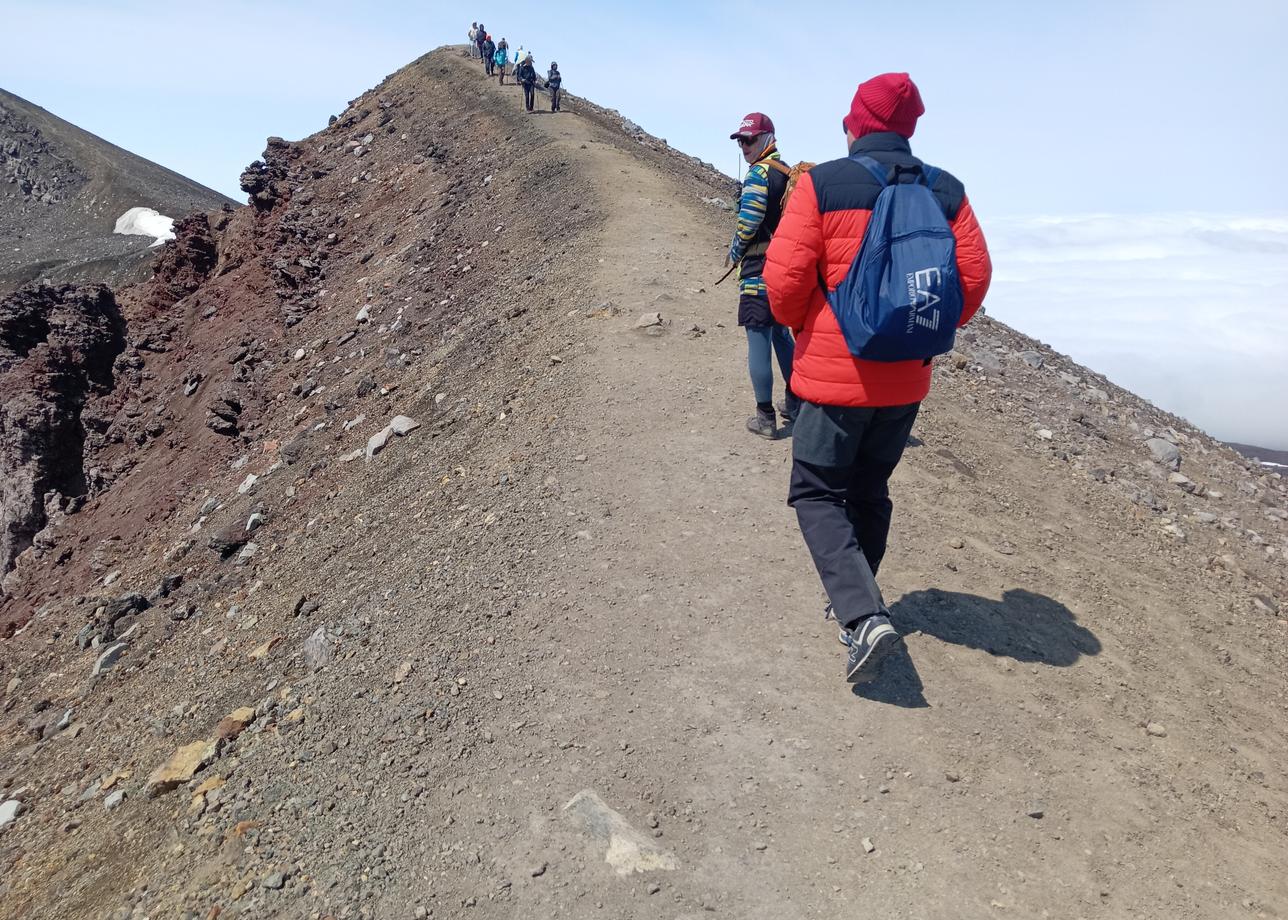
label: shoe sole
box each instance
[846,628,901,684]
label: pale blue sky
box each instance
[3,0,1287,446]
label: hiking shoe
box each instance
[823,604,848,645]
[746,407,777,440]
[777,393,801,424]
[842,614,901,684]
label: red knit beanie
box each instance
[843,73,925,140]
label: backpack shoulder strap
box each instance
[921,165,942,188]
[851,155,889,187]
[761,158,793,177]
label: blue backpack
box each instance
[826,155,963,362]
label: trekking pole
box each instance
[714,263,738,286]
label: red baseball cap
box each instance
[730,112,774,140]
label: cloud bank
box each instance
[984,214,1288,450]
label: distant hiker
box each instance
[517,54,538,112]
[475,24,488,60]
[764,73,992,683]
[727,112,797,440]
[547,62,563,112]
[468,23,478,54]
[495,39,510,84]
[482,34,497,76]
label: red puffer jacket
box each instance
[765,133,992,407]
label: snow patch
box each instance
[113,207,175,246]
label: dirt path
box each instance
[461,71,1288,919]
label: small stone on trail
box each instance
[303,626,335,671]
[1145,437,1181,471]
[0,799,23,828]
[145,738,220,797]
[216,707,257,741]
[92,642,129,677]
[104,789,125,811]
[1145,722,1168,738]
[531,863,547,878]
[948,537,965,549]
[564,789,679,876]
[262,871,286,890]
[862,837,876,854]
[945,771,961,783]
[634,312,663,329]
[388,415,420,435]
[237,473,258,495]
[646,883,662,895]
[1025,805,1045,819]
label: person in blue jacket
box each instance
[495,39,509,84]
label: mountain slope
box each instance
[0,88,236,294]
[0,47,1284,920]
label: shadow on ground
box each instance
[893,588,1100,664]
[854,588,1100,707]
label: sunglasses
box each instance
[736,135,761,147]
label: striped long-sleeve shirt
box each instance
[728,150,784,296]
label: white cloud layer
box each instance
[984,213,1288,450]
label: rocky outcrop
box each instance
[0,282,125,583]
[0,101,82,204]
[239,136,303,211]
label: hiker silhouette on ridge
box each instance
[727,112,799,441]
[546,62,562,112]
[763,73,993,684]
[516,53,539,112]
[482,34,496,76]
[495,38,510,84]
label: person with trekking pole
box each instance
[546,61,563,112]
[482,33,496,76]
[517,53,539,112]
[495,38,510,84]
[764,73,992,684]
[727,112,799,440]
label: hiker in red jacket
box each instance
[764,72,992,683]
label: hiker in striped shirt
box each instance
[727,112,798,440]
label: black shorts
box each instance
[738,290,774,327]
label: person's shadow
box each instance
[852,588,1101,708]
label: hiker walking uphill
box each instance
[475,23,488,61]
[727,113,798,440]
[482,34,496,76]
[764,73,992,684]
[547,62,563,112]
[516,53,539,112]
[495,38,510,84]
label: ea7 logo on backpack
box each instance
[907,267,942,332]
[827,156,964,362]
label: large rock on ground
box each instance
[0,282,125,583]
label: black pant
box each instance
[523,83,535,110]
[485,57,494,75]
[787,402,920,629]
[550,87,561,111]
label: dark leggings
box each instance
[523,82,535,110]
[550,87,561,111]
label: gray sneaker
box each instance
[842,614,901,684]
[746,407,776,439]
